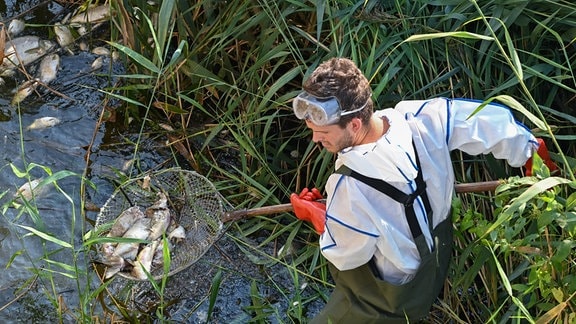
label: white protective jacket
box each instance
[320,98,538,285]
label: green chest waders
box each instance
[311,145,453,324]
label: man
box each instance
[289,58,556,323]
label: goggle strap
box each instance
[340,99,369,116]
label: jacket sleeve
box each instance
[395,98,538,167]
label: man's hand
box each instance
[525,138,560,176]
[290,188,326,234]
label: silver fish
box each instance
[79,41,89,52]
[38,53,60,84]
[11,80,38,106]
[2,36,56,72]
[91,56,103,71]
[146,193,172,241]
[14,177,45,200]
[100,241,116,258]
[54,23,74,48]
[8,19,25,36]
[112,217,151,259]
[102,254,125,279]
[152,239,172,267]
[91,46,110,56]
[167,225,186,243]
[131,240,158,280]
[107,205,145,238]
[69,5,109,25]
[25,116,60,131]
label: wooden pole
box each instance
[222,180,503,223]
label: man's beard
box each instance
[325,129,354,153]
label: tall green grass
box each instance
[2,0,575,322]
[104,0,576,322]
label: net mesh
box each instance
[94,168,225,280]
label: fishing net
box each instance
[94,167,226,280]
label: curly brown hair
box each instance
[302,58,373,127]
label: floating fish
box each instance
[152,239,172,267]
[91,46,110,56]
[25,116,60,131]
[54,23,74,48]
[38,53,60,84]
[103,254,125,279]
[78,41,89,52]
[8,19,25,36]
[2,36,56,73]
[14,178,45,200]
[69,5,110,26]
[12,80,38,106]
[91,56,103,71]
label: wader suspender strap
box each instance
[335,143,434,249]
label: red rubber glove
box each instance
[290,188,326,234]
[525,138,559,176]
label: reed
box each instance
[2,0,575,322]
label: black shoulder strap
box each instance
[335,143,433,242]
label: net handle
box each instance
[222,180,502,222]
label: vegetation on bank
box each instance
[2,0,576,322]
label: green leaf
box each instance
[403,31,494,42]
[165,40,188,69]
[480,177,573,239]
[207,270,222,322]
[107,41,160,74]
[17,225,73,248]
[6,250,23,268]
[486,95,547,130]
[156,0,176,58]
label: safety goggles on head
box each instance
[292,91,368,126]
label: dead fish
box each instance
[25,116,60,131]
[69,5,110,25]
[112,217,151,259]
[152,239,172,267]
[11,80,38,106]
[38,53,60,84]
[14,178,46,200]
[167,225,186,243]
[131,240,158,280]
[107,205,145,238]
[147,210,171,240]
[91,46,110,56]
[2,36,56,73]
[91,56,103,71]
[100,240,116,258]
[146,192,172,241]
[102,254,125,279]
[8,19,25,36]
[147,192,169,213]
[54,23,74,48]
[79,41,89,52]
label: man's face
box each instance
[305,120,355,153]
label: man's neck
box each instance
[358,114,389,145]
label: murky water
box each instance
[0,1,131,321]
